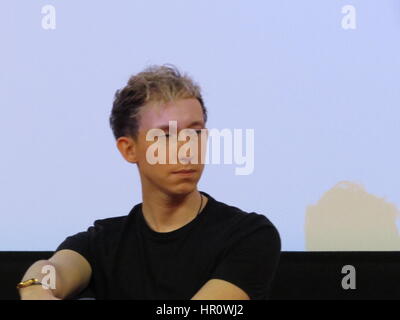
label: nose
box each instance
[178,153,194,164]
[177,136,199,164]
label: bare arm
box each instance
[19,249,92,300]
[191,279,250,300]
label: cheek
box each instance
[138,138,206,168]
[137,144,171,174]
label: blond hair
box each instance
[109,64,207,139]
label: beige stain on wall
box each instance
[305,181,400,251]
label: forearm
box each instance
[19,260,63,300]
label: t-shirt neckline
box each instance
[137,191,214,241]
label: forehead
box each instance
[138,98,204,130]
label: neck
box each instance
[141,187,205,233]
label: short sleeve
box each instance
[211,216,281,300]
[55,223,99,269]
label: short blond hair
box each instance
[109,64,207,139]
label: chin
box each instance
[168,183,197,197]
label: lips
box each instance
[173,169,196,174]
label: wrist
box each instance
[19,284,54,300]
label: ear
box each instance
[116,136,138,163]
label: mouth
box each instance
[172,169,197,175]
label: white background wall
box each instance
[1,0,399,250]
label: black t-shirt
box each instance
[56,191,281,300]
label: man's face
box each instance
[132,98,207,196]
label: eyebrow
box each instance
[156,121,205,131]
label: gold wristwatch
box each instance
[16,278,43,289]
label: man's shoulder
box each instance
[210,195,274,226]
[93,215,128,227]
[207,194,279,236]
[90,205,139,233]
[206,195,281,253]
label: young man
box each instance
[18,64,281,300]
